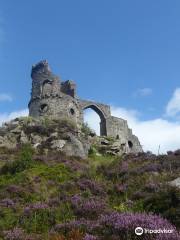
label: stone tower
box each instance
[29,60,82,126]
[29,60,143,153]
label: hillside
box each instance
[0,117,179,240]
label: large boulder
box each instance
[51,139,66,151]
[62,133,89,159]
[169,178,180,189]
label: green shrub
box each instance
[0,208,19,232]
[88,146,98,156]
[0,144,34,175]
[22,206,52,233]
[143,185,180,227]
[43,117,77,131]
[81,123,94,136]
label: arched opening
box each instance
[83,105,107,136]
[128,140,133,149]
[83,108,101,135]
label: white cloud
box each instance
[84,106,180,154]
[134,88,152,97]
[0,93,13,102]
[166,88,180,117]
[0,109,28,126]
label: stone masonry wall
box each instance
[28,60,143,153]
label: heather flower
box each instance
[54,212,180,240]
[77,179,106,196]
[99,212,179,239]
[3,228,25,240]
[6,185,22,193]
[83,234,97,240]
[0,198,15,208]
[140,163,161,173]
[71,194,106,218]
[24,202,49,215]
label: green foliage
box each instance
[132,200,144,213]
[143,185,180,227]
[0,208,19,232]
[88,146,97,156]
[42,117,77,131]
[113,202,129,212]
[54,203,75,223]
[22,208,52,233]
[0,172,28,189]
[89,154,118,169]
[81,123,94,136]
[0,144,34,175]
[20,116,34,125]
[28,163,74,183]
[104,136,115,143]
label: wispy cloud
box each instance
[0,93,13,102]
[0,109,28,126]
[166,88,180,117]
[133,88,152,97]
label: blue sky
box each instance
[1,0,180,153]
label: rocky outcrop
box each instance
[0,117,90,159]
[0,117,143,159]
[89,136,139,156]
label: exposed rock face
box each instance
[90,136,139,156]
[169,178,180,189]
[29,60,143,153]
[0,117,90,159]
[0,117,142,158]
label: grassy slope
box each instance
[0,145,179,239]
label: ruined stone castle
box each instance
[28,60,142,153]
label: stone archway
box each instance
[81,103,107,136]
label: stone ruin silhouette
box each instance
[28,60,142,153]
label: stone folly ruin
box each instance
[28,60,142,153]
